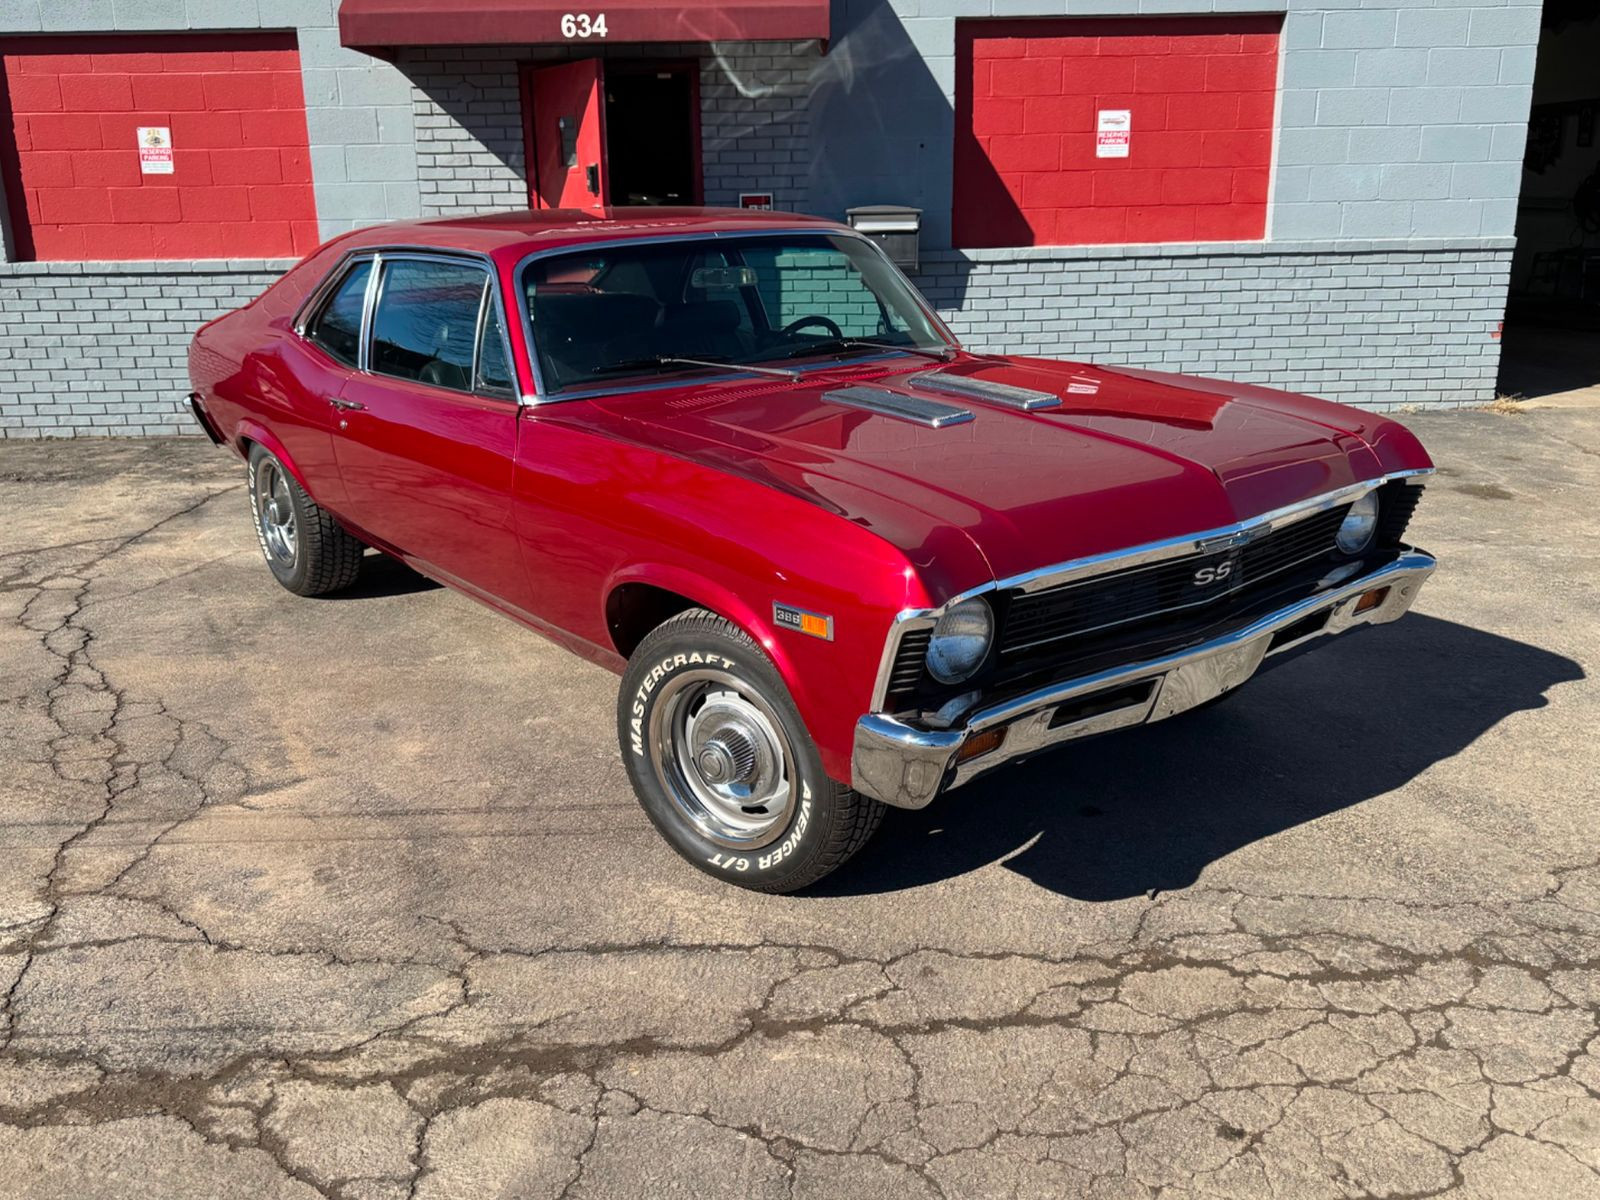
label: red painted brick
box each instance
[130,73,207,112]
[71,150,141,187]
[1200,129,1270,167]
[7,74,63,113]
[988,133,1062,173]
[1205,53,1277,93]
[36,187,113,223]
[24,151,76,188]
[210,146,283,184]
[1023,95,1094,134]
[153,222,224,259]
[1237,92,1277,129]
[1062,58,1136,93]
[1098,35,1173,57]
[1165,92,1239,131]
[992,58,1062,97]
[239,109,307,147]
[1127,205,1198,242]
[179,186,251,222]
[1161,167,1234,205]
[10,115,30,152]
[1135,56,1207,93]
[1192,203,1265,240]
[31,224,86,259]
[169,110,243,148]
[98,52,164,73]
[973,98,1025,136]
[170,149,214,185]
[279,146,312,183]
[248,183,314,220]
[58,73,135,112]
[1093,169,1165,206]
[108,185,182,223]
[974,37,1028,60]
[1232,167,1271,203]
[1056,206,1129,244]
[4,35,316,262]
[1135,131,1203,168]
[26,113,103,149]
[1021,171,1094,209]
[203,72,279,112]
[82,221,154,259]
[16,53,93,76]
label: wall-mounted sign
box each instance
[739,192,774,210]
[137,126,173,174]
[1095,110,1130,159]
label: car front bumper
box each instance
[851,549,1437,809]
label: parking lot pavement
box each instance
[0,408,1596,1199]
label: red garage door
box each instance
[0,33,318,261]
[954,16,1281,249]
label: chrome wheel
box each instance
[648,669,796,849]
[254,459,297,566]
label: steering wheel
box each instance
[781,315,843,339]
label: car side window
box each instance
[475,295,514,396]
[304,259,372,367]
[370,258,489,394]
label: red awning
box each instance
[338,0,829,47]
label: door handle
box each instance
[329,397,366,411]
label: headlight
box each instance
[926,597,994,684]
[1336,491,1379,554]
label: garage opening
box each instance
[1499,3,1600,404]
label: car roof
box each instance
[332,207,850,261]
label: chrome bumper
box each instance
[851,550,1436,809]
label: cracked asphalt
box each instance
[0,407,1596,1199]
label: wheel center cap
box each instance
[695,727,758,788]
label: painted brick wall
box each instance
[1,33,319,260]
[953,16,1281,248]
[912,241,1511,409]
[0,259,291,436]
[405,42,819,217]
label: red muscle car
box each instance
[188,208,1437,892]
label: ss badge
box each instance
[1193,558,1235,586]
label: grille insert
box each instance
[1001,506,1349,656]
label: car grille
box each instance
[1000,505,1350,655]
[879,481,1425,713]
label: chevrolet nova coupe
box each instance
[188,208,1436,892]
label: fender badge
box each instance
[774,603,834,641]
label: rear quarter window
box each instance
[304,260,373,367]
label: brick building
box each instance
[0,0,1572,436]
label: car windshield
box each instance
[521,233,951,394]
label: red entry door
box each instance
[526,59,608,210]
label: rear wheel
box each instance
[247,443,363,596]
[618,609,884,893]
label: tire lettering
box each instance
[758,795,812,870]
[708,852,749,871]
[629,647,742,757]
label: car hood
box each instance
[590,354,1429,593]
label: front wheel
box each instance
[618,609,884,893]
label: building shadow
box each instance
[818,615,1584,900]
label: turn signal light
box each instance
[1354,587,1390,615]
[956,727,1006,764]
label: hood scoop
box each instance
[823,384,975,429]
[909,370,1062,411]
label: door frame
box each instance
[519,57,704,208]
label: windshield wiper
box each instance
[588,354,799,381]
[768,338,956,364]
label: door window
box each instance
[475,296,515,396]
[305,259,372,367]
[370,259,490,393]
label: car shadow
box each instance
[319,552,442,600]
[817,615,1584,901]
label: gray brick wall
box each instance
[0,261,289,437]
[913,239,1512,409]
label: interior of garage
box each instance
[1498,0,1600,403]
